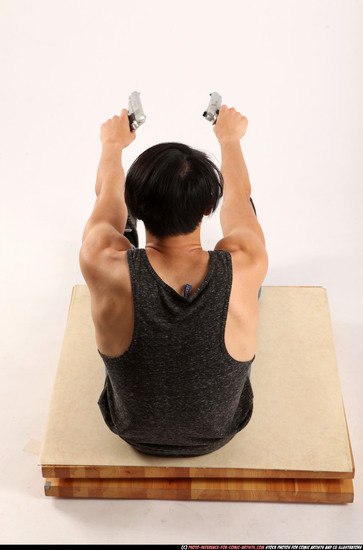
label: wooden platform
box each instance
[44,477,353,503]
[39,286,355,503]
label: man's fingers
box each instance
[121,108,129,119]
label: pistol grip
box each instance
[128,113,136,132]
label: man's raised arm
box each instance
[81,109,135,251]
[79,109,136,288]
[215,106,267,260]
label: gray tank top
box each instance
[98,248,254,457]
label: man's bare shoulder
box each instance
[215,233,268,267]
[80,243,131,296]
[79,247,134,356]
[215,237,268,291]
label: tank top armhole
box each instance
[219,250,233,357]
[124,248,140,354]
[218,250,253,366]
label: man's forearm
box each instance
[95,143,125,197]
[220,141,252,199]
[82,143,128,244]
[218,139,264,241]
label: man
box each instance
[79,104,268,457]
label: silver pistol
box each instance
[128,91,146,131]
[202,92,222,124]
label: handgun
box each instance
[202,92,222,125]
[128,91,146,131]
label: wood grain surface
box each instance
[44,476,354,503]
[41,463,354,480]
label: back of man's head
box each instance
[125,142,223,238]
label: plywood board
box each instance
[39,286,354,478]
[43,476,354,504]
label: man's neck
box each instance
[145,225,204,258]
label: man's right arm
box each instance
[214,106,267,274]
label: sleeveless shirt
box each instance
[98,248,255,457]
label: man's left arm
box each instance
[80,109,136,282]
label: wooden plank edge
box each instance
[44,477,354,504]
[41,464,354,480]
[343,404,355,478]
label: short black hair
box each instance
[125,142,223,238]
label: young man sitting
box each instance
[79,105,268,457]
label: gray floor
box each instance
[1,0,362,544]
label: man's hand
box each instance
[213,105,248,145]
[100,109,136,149]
